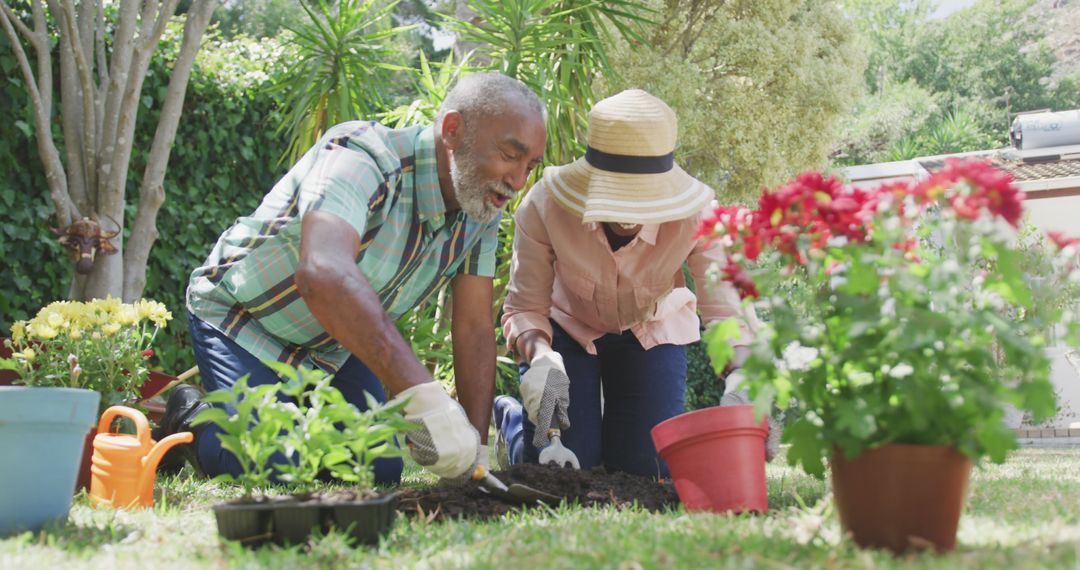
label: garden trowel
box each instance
[472,465,560,504]
[539,424,580,469]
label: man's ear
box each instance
[440,110,465,151]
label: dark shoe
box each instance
[153,384,210,476]
[493,395,524,470]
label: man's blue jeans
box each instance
[506,321,686,478]
[188,312,404,484]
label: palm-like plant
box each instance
[445,0,652,165]
[273,0,415,164]
[380,51,472,128]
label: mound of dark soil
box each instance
[396,464,679,521]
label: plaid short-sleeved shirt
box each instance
[186,121,500,372]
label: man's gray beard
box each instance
[450,149,507,224]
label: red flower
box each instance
[696,162,1025,290]
[142,349,154,358]
[918,159,1025,227]
[722,260,759,300]
[1047,230,1080,250]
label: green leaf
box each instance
[834,402,877,439]
[976,422,1017,464]
[840,256,878,295]
[190,407,230,427]
[703,319,741,375]
[785,418,827,478]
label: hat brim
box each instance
[544,158,713,225]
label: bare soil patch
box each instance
[396,464,679,521]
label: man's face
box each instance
[450,134,507,224]
[449,109,546,223]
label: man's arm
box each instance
[295,210,432,396]
[450,273,496,444]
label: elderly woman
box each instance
[494,89,776,478]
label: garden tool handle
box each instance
[97,405,151,446]
[548,410,564,437]
[472,465,510,493]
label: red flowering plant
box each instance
[701,159,1080,477]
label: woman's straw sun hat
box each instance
[545,89,711,225]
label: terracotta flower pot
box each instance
[651,404,768,514]
[831,443,972,554]
[74,428,97,493]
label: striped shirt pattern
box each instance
[186,121,499,372]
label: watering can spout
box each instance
[138,432,193,499]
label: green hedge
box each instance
[0,31,288,375]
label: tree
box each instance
[842,0,933,93]
[902,0,1056,114]
[838,0,1080,160]
[600,0,865,201]
[832,79,938,165]
[213,0,309,39]
[0,0,219,301]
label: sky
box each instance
[932,0,980,19]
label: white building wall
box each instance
[1023,194,1080,233]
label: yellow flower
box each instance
[135,299,172,328]
[150,310,172,329]
[16,348,36,361]
[46,311,66,329]
[93,296,122,315]
[70,327,83,340]
[57,301,91,329]
[10,322,25,343]
[102,322,122,336]
[115,306,139,326]
[31,323,58,340]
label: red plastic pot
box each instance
[651,404,768,514]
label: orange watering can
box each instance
[89,406,193,509]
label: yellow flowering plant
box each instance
[3,297,172,409]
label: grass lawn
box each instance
[2,448,1079,569]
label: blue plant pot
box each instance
[0,387,100,537]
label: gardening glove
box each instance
[520,351,571,449]
[394,382,480,483]
[720,370,782,463]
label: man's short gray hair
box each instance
[437,72,546,126]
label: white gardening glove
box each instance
[520,351,571,449]
[720,369,781,462]
[394,382,480,482]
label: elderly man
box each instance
[159,72,546,484]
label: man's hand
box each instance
[720,369,781,462]
[394,382,480,482]
[520,351,571,449]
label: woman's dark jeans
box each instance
[507,321,687,478]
